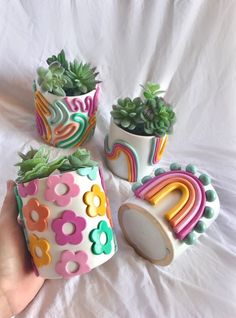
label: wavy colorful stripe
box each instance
[49,100,69,125]
[54,113,89,149]
[134,170,206,240]
[149,135,168,164]
[73,115,96,147]
[34,91,52,143]
[104,135,139,182]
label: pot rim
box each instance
[110,119,166,140]
[35,82,99,99]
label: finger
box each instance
[0,180,18,218]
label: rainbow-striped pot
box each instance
[104,120,168,182]
[118,163,220,266]
[34,85,100,148]
[14,167,117,279]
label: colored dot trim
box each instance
[194,220,206,233]
[203,206,214,219]
[154,168,165,176]
[206,190,216,202]
[183,232,196,245]
[186,164,197,174]
[199,174,211,186]
[170,163,181,171]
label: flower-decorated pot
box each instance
[34,85,100,148]
[104,120,168,182]
[118,163,220,266]
[14,166,117,279]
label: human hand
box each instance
[0,181,44,317]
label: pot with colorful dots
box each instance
[118,163,220,265]
[14,166,117,279]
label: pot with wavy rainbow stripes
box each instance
[118,163,220,266]
[104,120,168,182]
[34,84,100,148]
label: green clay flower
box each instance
[89,221,113,255]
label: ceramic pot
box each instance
[14,166,117,279]
[118,163,220,266]
[104,120,168,182]
[34,85,100,148]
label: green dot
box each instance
[184,232,197,245]
[141,176,152,184]
[154,168,165,176]
[203,206,214,219]
[132,181,143,191]
[194,220,206,233]
[186,164,197,174]
[170,163,181,171]
[206,190,216,202]
[199,174,211,186]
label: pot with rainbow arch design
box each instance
[104,120,168,182]
[14,165,117,279]
[118,163,220,266]
[34,84,100,148]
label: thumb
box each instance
[0,180,18,218]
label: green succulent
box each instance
[60,148,98,171]
[110,82,176,137]
[16,147,98,183]
[65,60,99,95]
[111,97,143,131]
[47,49,69,70]
[37,61,73,96]
[141,97,176,137]
[37,50,100,96]
[141,82,165,100]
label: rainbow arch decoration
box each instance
[104,135,140,182]
[149,135,168,164]
[133,164,217,242]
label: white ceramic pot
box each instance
[104,120,168,182]
[34,85,100,148]
[118,163,220,266]
[14,167,117,279]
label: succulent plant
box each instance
[141,97,176,136]
[60,148,98,171]
[110,82,176,137]
[37,62,73,96]
[16,147,98,183]
[37,50,99,96]
[111,97,143,131]
[47,49,69,70]
[65,60,99,95]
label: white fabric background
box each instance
[0,0,236,317]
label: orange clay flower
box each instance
[28,234,51,268]
[83,184,106,217]
[22,198,50,232]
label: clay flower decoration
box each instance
[28,234,51,267]
[52,210,86,245]
[23,198,50,232]
[83,184,106,217]
[45,173,80,206]
[89,220,113,255]
[18,179,39,198]
[56,250,90,278]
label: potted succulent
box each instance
[14,147,117,279]
[104,82,176,182]
[34,50,100,148]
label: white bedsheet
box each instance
[0,1,236,317]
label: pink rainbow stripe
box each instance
[134,171,206,240]
[105,136,139,182]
